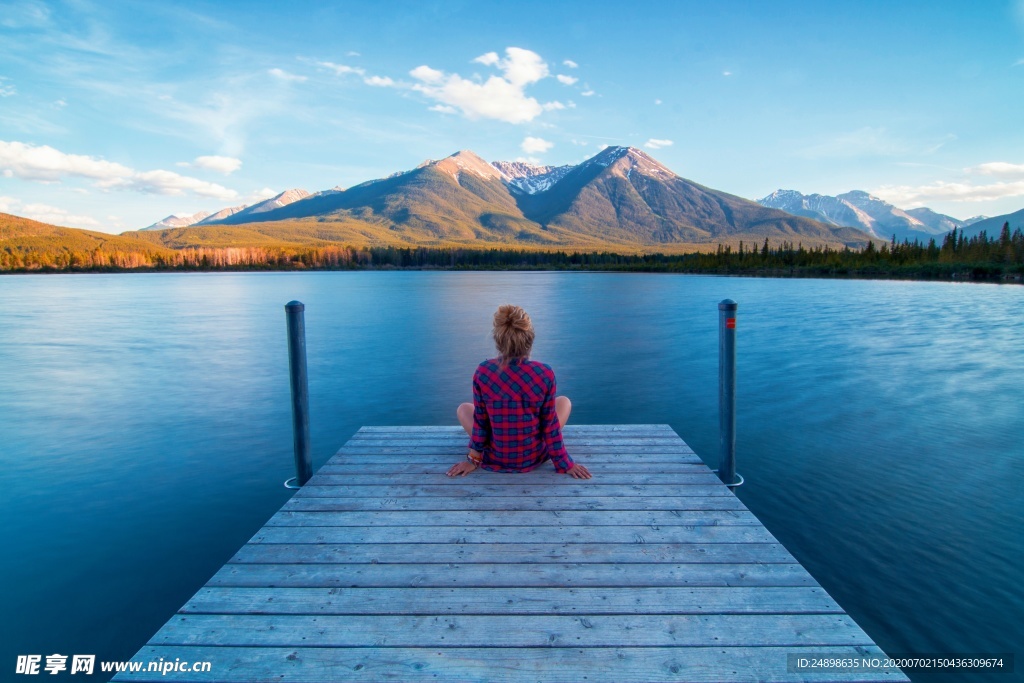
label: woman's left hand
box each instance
[447,461,478,477]
[567,463,592,479]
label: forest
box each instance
[3,224,1022,282]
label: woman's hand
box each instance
[567,463,592,479]
[447,461,478,477]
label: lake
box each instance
[0,272,1021,680]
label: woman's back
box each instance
[469,358,573,473]
[448,304,591,479]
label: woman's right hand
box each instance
[446,461,478,477]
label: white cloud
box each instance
[428,104,457,114]
[873,180,1024,206]
[408,47,561,124]
[581,89,595,97]
[249,187,279,202]
[0,196,102,228]
[521,136,554,154]
[0,140,133,181]
[0,140,237,200]
[102,169,237,200]
[193,155,242,174]
[268,68,307,83]
[644,138,674,150]
[346,51,361,57]
[563,59,579,69]
[872,158,1024,206]
[496,48,549,86]
[24,202,102,228]
[0,77,15,97]
[363,75,395,87]
[1014,58,1024,66]
[723,71,732,76]
[410,65,444,83]
[53,98,66,108]
[316,61,366,77]
[556,74,578,85]
[654,99,662,105]
[473,52,500,67]
[968,162,1024,178]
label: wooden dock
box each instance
[115,425,906,682]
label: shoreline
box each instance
[2,263,1022,285]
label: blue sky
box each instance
[1,0,1023,233]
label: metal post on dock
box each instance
[718,299,742,489]
[285,301,312,489]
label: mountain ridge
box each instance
[176,147,872,249]
[757,189,978,242]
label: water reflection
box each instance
[0,272,1020,668]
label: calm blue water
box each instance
[0,272,1021,681]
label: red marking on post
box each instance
[726,318,736,329]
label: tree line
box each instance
[3,223,1022,282]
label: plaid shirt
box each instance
[469,358,574,473]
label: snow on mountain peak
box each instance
[491,160,573,195]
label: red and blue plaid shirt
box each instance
[469,358,574,473]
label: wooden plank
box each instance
[181,586,844,615]
[229,542,799,565]
[209,562,818,588]
[249,524,778,545]
[342,437,692,447]
[117,424,906,683]
[115,644,905,683]
[356,424,677,434]
[306,472,724,486]
[149,613,872,648]
[281,496,749,512]
[264,509,760,527]
[292,484,736,498]
[327,451,705,463]
[318,461,709,474]
[330,447,701,458]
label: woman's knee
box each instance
[457,402,473,420]
[555,396,571,426]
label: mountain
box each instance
[905,207,965,234]
[141,191,310,232]
[491,161,574,195]
[510,146,870,245]
[212,189,311,223]
[1,212,175,261]
[196,205,246,224]
[142,210,212,231]
[958,208,1024,239]
[758,189,967,242]
[191,147,871,249]
[204,150,557,243]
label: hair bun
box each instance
[495,304,532,331]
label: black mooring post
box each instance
[718,299,739,489]
[285,301,312,488]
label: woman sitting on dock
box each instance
[447,304,592,479]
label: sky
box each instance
[1,0,1023,233]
